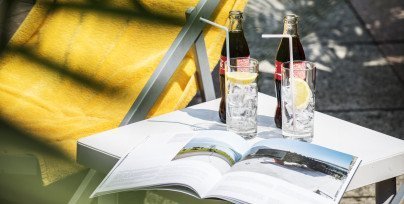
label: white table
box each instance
[77,93,404,203]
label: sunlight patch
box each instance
[363,58,389,67]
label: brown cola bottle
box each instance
[274,14,305,128]
[219,11,250,123]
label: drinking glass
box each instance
[281,61,316,142]
[226,58,259,139]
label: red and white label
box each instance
[292,62,307,79]
[275,60,282,80]
[236,57,250,72]
[220,56,251,75]
[219,56,227,75]
[275,60,307,80]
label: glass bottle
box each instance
[219,11,250,123]
[274,14,306,128]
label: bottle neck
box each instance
[283,22,299,37]
[228,11,244,32]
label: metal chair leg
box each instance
[186,7,216,103]
[68,169,104,204]
[193,31,216,102]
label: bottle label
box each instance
[220,56,250,75]
[275,61,307,80]
[236,57,250,72]
[219,56,226,75]
[275,60,282,80]
[293,61,307,79]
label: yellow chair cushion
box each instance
[0,0,248,185]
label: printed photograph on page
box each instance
[230,139,357,201]
[172,131,248,174]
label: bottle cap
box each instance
[229,10,243,19]
[284,14,299,23]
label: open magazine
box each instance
[91,130,361,204]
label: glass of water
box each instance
[281,61,316,142]
[226,58,259,139]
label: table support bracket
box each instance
[376,177,396,204]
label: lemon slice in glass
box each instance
[226,72,258,84]
[292,78,312,109]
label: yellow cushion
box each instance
[0,0,248,184]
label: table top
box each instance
[77,93,404,191]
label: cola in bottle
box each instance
[219,10,250,123]
[274,14,306,128]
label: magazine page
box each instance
[205,171,330,204]
[91,130,250,198]
[171,130,250,174]
[206,138,361,204]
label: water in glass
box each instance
[227,79,258,138]
[281,61,316,142]
[226,58,259,139]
